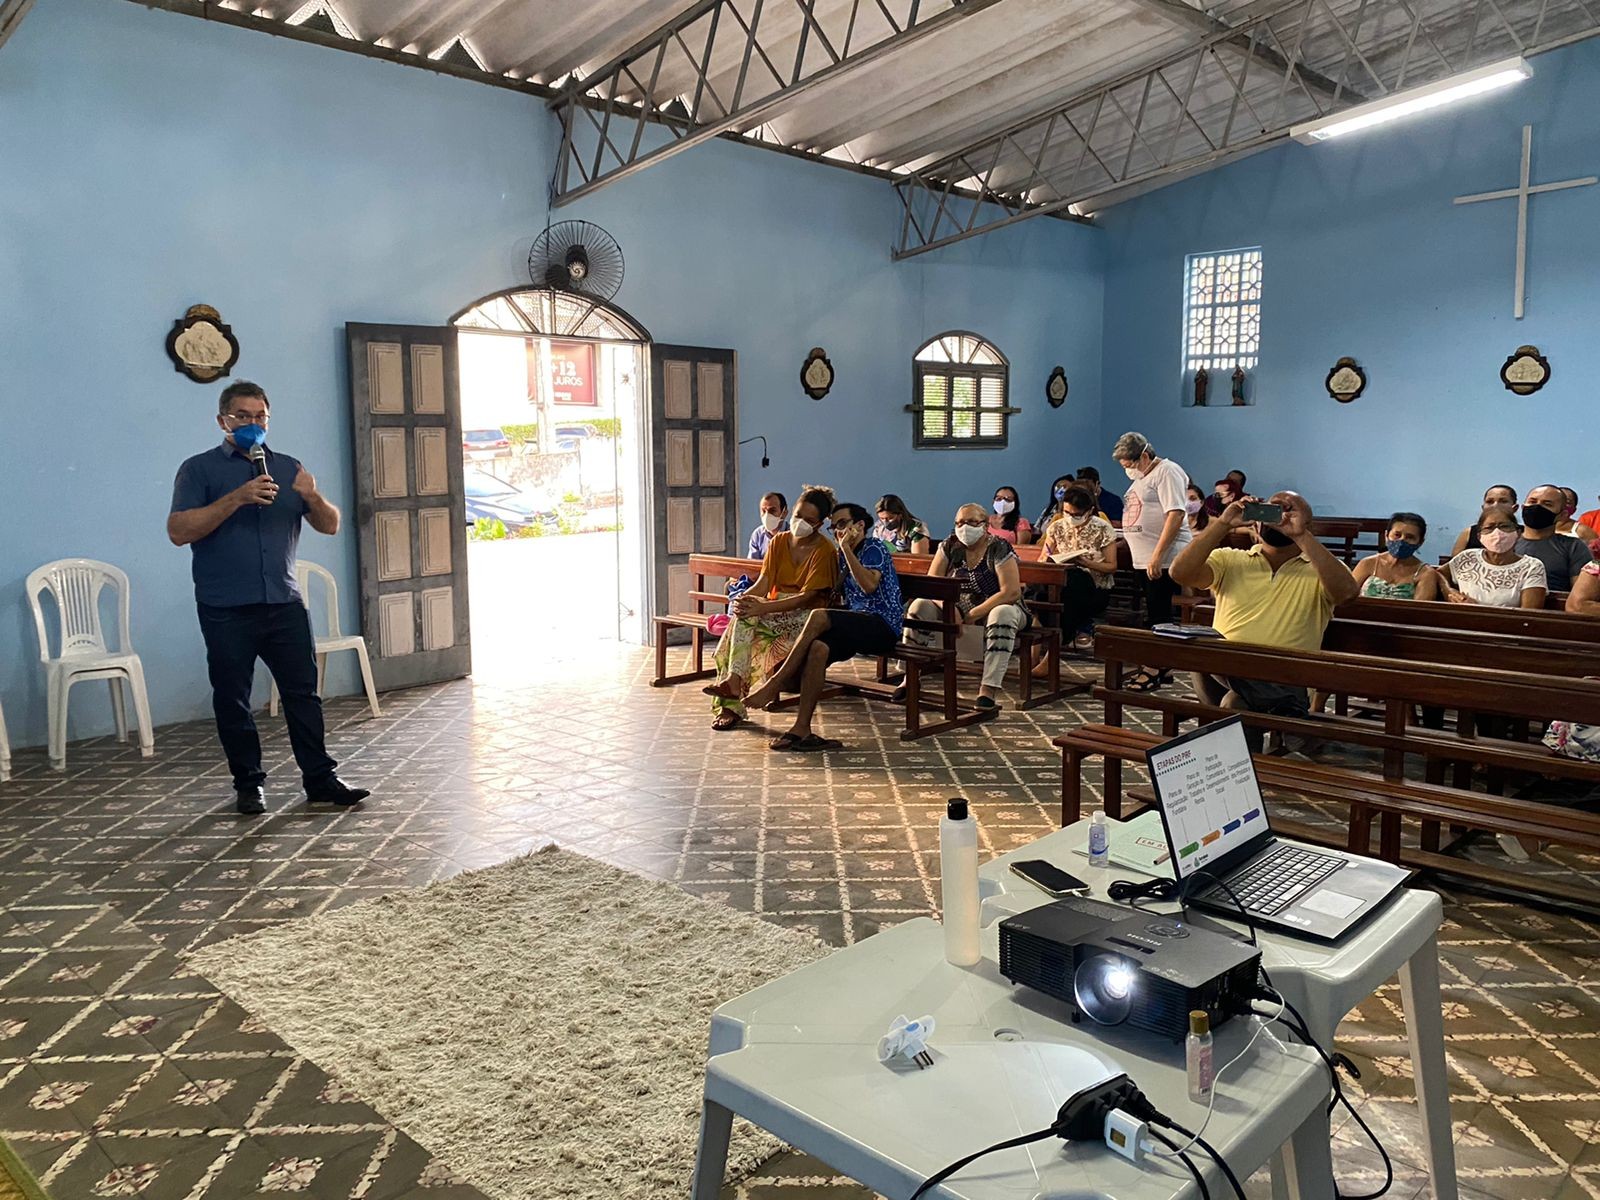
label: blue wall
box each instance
[1098,38,1600,538]
[0,0,1103,748]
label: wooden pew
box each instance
[653,554,997,740]
[891,552,1075,708]
[1175,594,1592,637]
[1057,627,1600,905]
[1312,516,1393,564]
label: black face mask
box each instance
[1521,504,1557,531]
[1260,526,1295,548]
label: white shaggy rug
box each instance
[187,846,830,1200]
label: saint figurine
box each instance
[1193,367,1209,407]
[1231,366,1247,406]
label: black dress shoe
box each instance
[235,786,266,815]
[305,776,370,806]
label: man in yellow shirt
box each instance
[1170,491,1359,723]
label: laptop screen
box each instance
[1148,719,1269,879]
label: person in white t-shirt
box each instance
[1111,430,1194,690]
[1443,506,1547,608]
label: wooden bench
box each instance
[652,554,754,687]
[1058,626,1600,906]
[1175,593,1586,632]
[653,554,998,740]
[891,552,1076,709]
[1311,516,1393,564]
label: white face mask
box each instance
[1480,528,1517,554]
[1123,463,1145,482]
[792,518,816,539]
[955,524,985,546]
[1068,512,1091,526]
[993,499,1015,515]
[761,512,782,533]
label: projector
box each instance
[999,897,1262,1040]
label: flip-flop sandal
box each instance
[711,712,742,731]
[791,734,844,752]
[975,696,1000,711]
[768,732,804,751]
[703,680,743,699]
[1124,671,1161,692]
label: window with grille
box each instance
[1183,248,1262,377]
[909,332,1014,449]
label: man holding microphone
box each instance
[168,381,369,815]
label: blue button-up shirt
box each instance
[171,442,308,607]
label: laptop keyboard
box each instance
[1208,846,1343,916]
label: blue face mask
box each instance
[230,422,267,452]
[1387,538,1418,560]
[1054,487,1068,502]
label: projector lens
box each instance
[1074,954,1135,1026]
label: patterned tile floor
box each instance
[1,641,1598,1199]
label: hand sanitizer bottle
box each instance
[940,798,981,966]
[1187,1010,1215,1103]
[1088,810,1109,869]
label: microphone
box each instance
[247,445,269,478]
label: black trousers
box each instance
[1143,569,1181,627]
[197,601,336,790]
[1058,570,1111,634]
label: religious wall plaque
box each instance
[801,347,834,400]
[166,305,240,383]
[1325,357,1366,403]
[1046,366,1068,408]
[1500,345,1550,395]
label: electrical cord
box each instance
[1105,868,1258,945]
[1153,1119,1247,1200]
[907,1121,1064,1200]
[1148,1128,1210,1200]
[1255,971,1394,1200]
[1143,991,1284,1168]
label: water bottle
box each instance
[1088,810,1109,869]
[940,798,981,966]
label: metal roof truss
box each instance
[893,0,1600,256]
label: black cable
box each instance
[1152,1116,1247,1200]
[908,1122,1062,1199]
[1148,1128,1210,1200]
[1256,974,1394,1200]
[1105,869,1257,944]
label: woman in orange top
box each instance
[704,485,841,729]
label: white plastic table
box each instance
[691,915,1332,1199]
[980,820,1456,1200]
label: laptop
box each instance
[1145,717,1411,942]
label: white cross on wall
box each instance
[1453,124,1596,319]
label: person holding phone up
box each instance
[1169,491,1359,734]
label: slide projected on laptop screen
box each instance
[1149,721,1265,875]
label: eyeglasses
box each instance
[224,412,269,427]
[955,518,987,528]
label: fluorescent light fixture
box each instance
[1291,57,1531,144]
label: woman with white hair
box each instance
[1112,431,1193,691]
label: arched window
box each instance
[909,332,1014,448]
[451,287,649,342]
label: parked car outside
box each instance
[553,422,597,452]
[463,469,557,532]
[463,427,512,457]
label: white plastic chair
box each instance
[26,559,155,770]
[270,561,380,719]
[0,696,11,782]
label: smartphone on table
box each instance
[1241,501,1283,525]
[1009,859,1090,897]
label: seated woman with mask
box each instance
[1352,512,1441,600]
[905,504,1029,710]
[873,493,931,554]
[987,485,1033,546]
[1035,475,1078,537]
[705,486,841,729]
[1035,485,1118,662]
[1449,484,1519,556]
[1443,507,1546,608]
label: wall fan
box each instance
[528,220,625,302]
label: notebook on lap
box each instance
[1145,717,1411,942]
